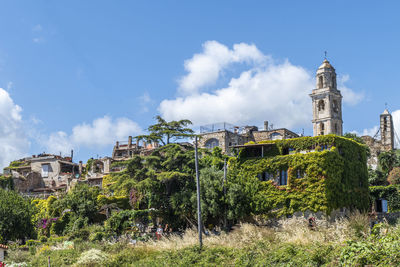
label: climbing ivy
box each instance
[232,135,369,218]
[0,175,13,190]
[369,185,400,212]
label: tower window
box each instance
[318,76,324,88]
[333,100,339,113]
[320,122,325,135]
[335,123,338,134]
[318,100,325,111]
[332,75,336,88]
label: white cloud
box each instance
[138,92,153,113]
[338,75,364,106]
[360,125,379,137]
[160,41,364,129]
[178,41,268,95]
[0,88,29,169]
[42,116,142,155]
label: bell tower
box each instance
[310,59,343,136]
[380,109,394,150]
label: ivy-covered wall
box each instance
[233,135,369,217]
[370,185,400,212]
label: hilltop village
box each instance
[1,59,398,215]
[2,59,400,266]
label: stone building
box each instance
[198,121,299,154]
[3,154,79,196]
[112,136,160,160]
[310,59,343,136]
[362,109,395,169]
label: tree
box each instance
[136,116,194,145]
[378,150,398,175]
[0,188,35,242]
[343,132,365,144]
[388,167,400,185]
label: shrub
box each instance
[388,167,400,184]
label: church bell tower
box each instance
[310,59,343,136]
[380,109,394,150]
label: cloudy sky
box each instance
[0,1,399,168]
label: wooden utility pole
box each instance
[194,136,203,249]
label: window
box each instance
[258,171,274,182]
[320,122,325,136]
[296,170,303,178]
[333,100,339,113]
[42,164,50,178]
[376,199,388,213]
[318,76,323,88]
[279,170,288,185]
[205,138,219,149]
[318,100,325,111]
[270,132,283,140]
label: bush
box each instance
[388,167,400,184]
[0,189,35,242]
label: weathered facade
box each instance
[198,121,299,154]
[310,59,343,136]
[362,109,395,169]
[112,136,160,160]
[3,154,79,196]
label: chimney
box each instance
[128,136,132,147]
[71,150,74,162]
[116,141,119,148]
[264,121,269,131]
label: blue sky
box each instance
[0,0,399,167]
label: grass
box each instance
[5,213,399,266]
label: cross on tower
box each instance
[324,51,327,59]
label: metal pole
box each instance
[223,158,227,230]
[194,136,203,249]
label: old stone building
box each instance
[310,59,343,136]
[362,109,395,169]
[3,154,79,196]
[112,136,160,160]
[198,121,299,154]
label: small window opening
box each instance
[318,100,325,111]
[279,170,288,185]
[318,76,324,88]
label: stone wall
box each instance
[361,135,392,170]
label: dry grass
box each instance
[137,212,371,251]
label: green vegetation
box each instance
[0,188,35,242]
[136,115,195,145]
[6,214,400,266]
[233,135,369,217]
[2,117,400,266]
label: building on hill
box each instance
[112,136,160,160]
[231,135,369,216]
[198,121,299,154]
[310,59,343,136]
[362,109,396,169]
[3,154,80,197]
